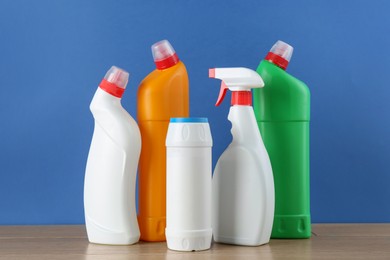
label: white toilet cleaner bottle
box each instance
[84,66,141,245]
[209,67,274,246]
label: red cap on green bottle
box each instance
[265,40,293,70]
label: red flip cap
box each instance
[99,66,129,98]
[99,79,125,98]
[152,40,180,70]
[154,53,179,70]
[264,40,294,70]
[265,52,289,70]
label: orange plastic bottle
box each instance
[137,40,189,241]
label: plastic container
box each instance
[137,40,190,241]
[253,40,311,238]
[84,66,141,245]
[210,67,274,246]
[165,117,213,251]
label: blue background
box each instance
[0,0,389,224]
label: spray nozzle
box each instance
[209,67,264,106]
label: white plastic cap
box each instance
[104,66,129,89]
[270,40,294,62]
[152,40,176,62]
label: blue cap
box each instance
[170,117,208,123]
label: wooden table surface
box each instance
[0,224,389,259]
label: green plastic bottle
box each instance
[253,41,311,238]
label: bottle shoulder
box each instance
[138,61,188,93]
[257,60,310,95]
[228,106,263,143]
[93,117,141,153]
[216,145,266,178]
[90,91,140,146]
[254,60,310,121]
[137,61,189,121]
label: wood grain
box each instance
[0,224,389,260]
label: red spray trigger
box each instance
[209,68,228,106]
[210,67,265,106]
[215,81,228,106]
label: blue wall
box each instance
[0,0,389,224]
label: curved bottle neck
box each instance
[91,87,123,112]
[228,106,263,146]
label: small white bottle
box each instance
[165,118,213,251]
[209,67,275,246]
[84,66,141,245]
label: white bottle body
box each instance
[212,106,274,246]
[166,119,213,251]
[84,88,141,245]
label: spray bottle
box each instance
[84,66,141,245]
[209,67,274,246]
[253,41,311,238]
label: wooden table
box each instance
[0,224,389,259]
